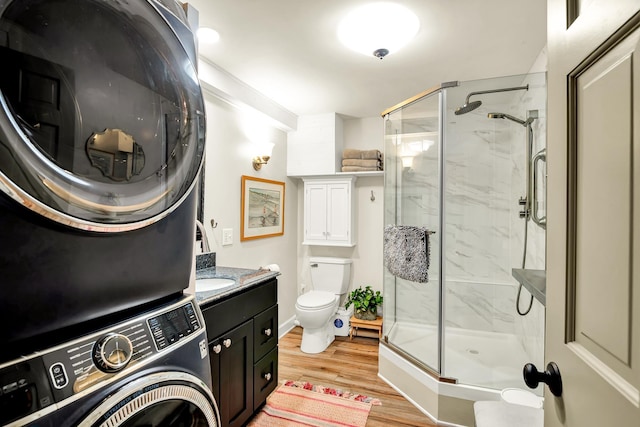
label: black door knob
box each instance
[523,362,563,397]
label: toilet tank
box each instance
[310,257,352,294]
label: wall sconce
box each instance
[401,155,415,169]
[400,139,434,170]
[252,142,275,171]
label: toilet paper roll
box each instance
[263,263,280,272]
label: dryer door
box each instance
[0,0,205,232]
[79,372,220,427]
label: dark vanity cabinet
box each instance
[202,279,278,427]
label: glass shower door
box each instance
[383,88,443,373]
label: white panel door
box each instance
[326,182,350,243]
[545,0,640,425]
[304,183,328,242]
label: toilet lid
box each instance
[500,388,543,408]
[297,291,336,309]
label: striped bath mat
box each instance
[248,381,381,427]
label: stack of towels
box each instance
[341,149,383,172]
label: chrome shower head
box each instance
[454,100,482,115]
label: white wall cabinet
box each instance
[287,113,343,176]
[302,177,356,246]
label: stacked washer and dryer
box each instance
[0,0,219,425]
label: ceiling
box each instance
[186,0,547,119]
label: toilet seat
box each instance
[296,291,336,310]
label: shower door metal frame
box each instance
[380,81,458,384]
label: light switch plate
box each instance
[222,228,233,246]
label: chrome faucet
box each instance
[195,220,210,253]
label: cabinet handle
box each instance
[212,344,222,354]
[263,373,272,381]
[223,338,232,348]
[263,328,272,337]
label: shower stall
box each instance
[380,73,546,425]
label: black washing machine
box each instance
[0,294,220,427]
[0,0,206,362]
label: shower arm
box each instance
[463,85,529,104]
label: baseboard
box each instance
[279,315,297,339]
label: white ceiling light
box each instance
[337,2,420,59]
[197,27,220,44]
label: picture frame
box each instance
[241,175,285,241]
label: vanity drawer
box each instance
[253,347,278,410]
[253,304,278,360]
[202,279,277,340]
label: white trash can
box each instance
[333,306,353,336]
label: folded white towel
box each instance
[341,166,382,172]
[342,159,382,167]
[342,149,383,161]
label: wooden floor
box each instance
[273,326,434,427]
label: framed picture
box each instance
[241,175,285,241]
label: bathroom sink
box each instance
[195,278,236,292]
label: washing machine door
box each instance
[79,372,220,427]
[0,0,205,232]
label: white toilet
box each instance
[295,257,352,353]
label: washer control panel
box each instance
[0,295,204,426]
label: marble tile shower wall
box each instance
[512,73,546,366]
[386,74,546,356]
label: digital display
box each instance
[160,309,190,334]
[148,305,198,350]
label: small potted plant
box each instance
[345,285,383,321]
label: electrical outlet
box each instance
[222,228,233,246]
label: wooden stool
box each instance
[349,316,383,340]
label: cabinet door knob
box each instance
[263,328,272,337]
[263,373,272,381]
[223,338,232,348]
[212,344,222,354]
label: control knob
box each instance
[93,333,133,373]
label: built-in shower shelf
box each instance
[511,268,546,306]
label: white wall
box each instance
[198,58,387,331]
[296,116,385,307]
[200,90,299,331]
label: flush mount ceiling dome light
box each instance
[197,27,220,44]
[337,2,419,59]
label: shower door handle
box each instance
[523,362,562,397]
[531,149,546,229]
